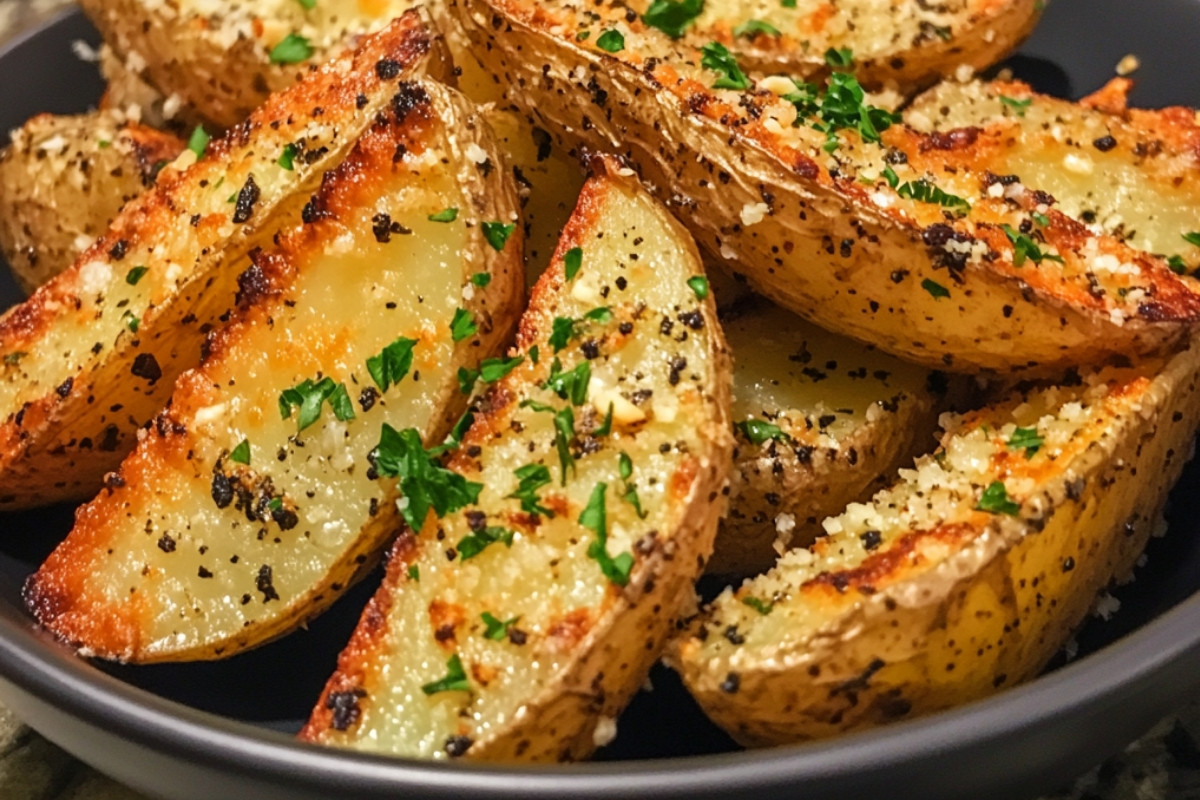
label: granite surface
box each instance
[0,0,1199,798]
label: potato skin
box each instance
[81,0,421,127]
[301,157,732,762]
[0,12,449,510]
[711,298,949,576]
[449,0,1200,375]
[0,110,183,294]
[671,334,1200,745]
[647,0,1042,96]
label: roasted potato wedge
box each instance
[905,77,1200,273]
[26,81,524,663]
[0,12,448,510]
[710,297,948,576]
[0,110,183,294]
[670,333,1200,745]
[97,44,209,135]
[301,156,732,762]
[81,0,421,127]
[635,0,1042,96]
[450,0,1200,374]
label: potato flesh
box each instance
[906,81,1200,269]
[27,80,524,661]
[304,172,730,760]
[674,336,1200,742]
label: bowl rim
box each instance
[1,5,1200,798]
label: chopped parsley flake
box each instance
[373,424,483,530]
[999,95,1033,116]
[457,525,515,561]
[1002,224,1064,266]
[596,29,625,52]
[1032,212,1050,227]
[2,352,25,366]
[593,403,614,437]
[431,410,474,456]
[279,377,351,430]
[470,272,492,287]
[1168,255,1189,275]
[1183,232,1200,248]
[783,72,899,152]
[269,33,313,65]
[123,311,140,333]
[229,439,251,465]
[544,358,591,405]
[481,612,520,640]
[450,308,477,342]
[922,278,950,299]
[563,247,583,281]
[508,463,554,517]
[642,0,704,38]
[881,165,900,188]
[734,419,789,445]
[1007,426,1043,458]
[618,452,647,519]
[479,355,524,383]
[976,481,1021,516]
[549,317,579,353]
[296,0,316,8]
[581,483,635,586]
[277,143,298,171]
[482,221,516,251]
[457,367,479,395]
[687,275,710,299]
[366,336,417,392]
[421,654,470,695]
[429,207,459,223]
[824,47,853,68]
[125,266,149,285]
[741,596,774,615]
[407,564,420,581]
[553,407,576,485]
[187,125,210,160]
[700,42,750,90]
[897,180,971,215]
[733,19,780,37]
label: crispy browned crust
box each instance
[450,0,1200,374]
[0,12,446,510]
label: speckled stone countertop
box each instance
[1,1,1199,798]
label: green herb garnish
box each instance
[1002,224,1064,266]
[734,419,790,445]
[596,29,625,52]
[450,308,477,342]
[481,612,520,641]
[1007,426,1043,458]
[482,221,516,251]
[922,278,950,299]
[366,336,417,392]
[421,654,470,695]
[429,207,459,223]
[976,480,1021,516]
[733,19,780,37]
[125,266,149,285]
[457,525,515,561]
[642,0,705,38]
[581,483,635,586]
[741,596,774,615]
[229,439,251,465]
[700,42,751,90]
[687,275,710,299]
[508,463,555,517]
[563,246,583,280]
[187,125,210,160]
[269,33,313,65]
[372,424,483,530]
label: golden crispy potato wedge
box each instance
[906,77,1200,274]
[449,0,1200,374]
[633,0,1042,95]
[671,334,1200,745]
[0,110,183,294]
[26,81,524,663]
[710,297,948,576]
[82,0,423,128]
[0,12,448,510]
[300,157,732,762]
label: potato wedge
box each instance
[635,0,1042,96]
[81,0,423,128]
[0,110,183,294]
[450,0,1200,374]
[670,334,1200,745]
[300,156,732,762]
[711,297,948,577]
[0,12,449,510]
[97,44,209,136]
[25,81,524,663]
[904,78,1200,275]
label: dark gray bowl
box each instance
[2,3,1200,798]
